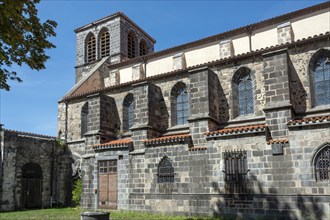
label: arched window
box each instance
[171,82,189,126]
[314,144,330,182]
[139,39,147,56]
[81,103,88,137]
[123,94,134,131]
[310,51,330,107]
[99,29,110,58]
[232,67,254,117]
[127,32,136,59]
[86,33,96,63]
[158,156,174,183]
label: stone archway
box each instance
[21,163,42,209]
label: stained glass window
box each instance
[176,87,189,125]
[313,56,330,106]
[123,94,134,131]
[81,103,88,137]
[238,73,253,115]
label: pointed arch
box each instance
[171,82,189,126]
[157,156,174,183]
[81,102,88,137]
[85,32,96,63]
[312,143,330,182]
[309,49,330,107]
[98,28,110,58]
[139,39,147,56]
[123,93,134,131]
[232,67,254,117]
[127,31,136,59]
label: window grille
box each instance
[238,73,253,115]
[139,40,147,56]
[176,87,189,125]
[312,56,330,106]
[127,32,136,59]
[81,103,88,137]
[123,94,134,131]
[99,160,117,174]
[100,31,110,58]
[223,150,248,194]
[315,145,330,181]
[86,34,96,63]
[158,156,174,183]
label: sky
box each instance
[0,0,326,136]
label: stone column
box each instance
[263,49,292,154]
[189,67,219,147]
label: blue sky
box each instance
[0,0,325,136]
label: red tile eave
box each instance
[143,134,190,144]
[92,138,132,149]
[60,32,330,103]
[267,138,289,145]
[288,115,330,125]
[206,124,267,136]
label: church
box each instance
[59,1,330,219]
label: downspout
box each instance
[245,25,253,52]
[64,102,68,141]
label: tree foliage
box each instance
[72,178,82,206]
[0,0,57,91]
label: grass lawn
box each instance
[0,207,224,220]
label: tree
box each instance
[0,0,57,91]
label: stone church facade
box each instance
[58,2,329,219]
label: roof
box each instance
[143,134,190,146]
[267,138,289,145]
[4,129,56,140]
[61,31,330,102]
[74,12,156,43]
[92,138,132,150]
[206,124,267,137]
[288,115,330,126]
[189,146,208,151]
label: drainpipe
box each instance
[245,25,253,52]
[50,140,55,208]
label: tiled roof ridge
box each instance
[143,133,190,145]
[3,129,56,139]
[267,138,289,144]
[189,146,208,151]
[206,124,267,136]
[288,115,330,125]
[74,12,156,42]
[92,138,132,149]
[61,31,330,102]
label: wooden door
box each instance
[98,160,117,209]
[22,178,42,209]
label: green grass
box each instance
[0,207,225,220]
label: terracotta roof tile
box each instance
[143,134,190,145]
[189,146,208,151]
[267,138,289,145]
[288,115,330,126]
[206,124,267,137]
[93,138,132,149]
